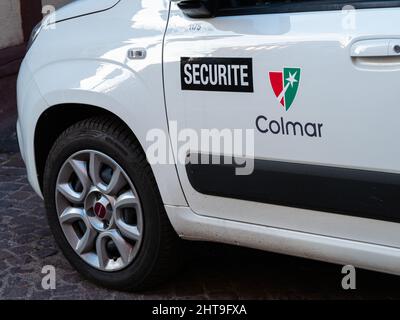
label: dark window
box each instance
[218,0,315,8]
[215,0,400,16]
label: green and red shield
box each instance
[269,67,301,111]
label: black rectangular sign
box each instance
[181,57,254,93]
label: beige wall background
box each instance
[0,1,23,50]
[0,0,72,50]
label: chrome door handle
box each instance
[351,39,400,58]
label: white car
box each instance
[17,0,400,290]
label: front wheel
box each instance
[43,117,181,291]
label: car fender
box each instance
[25,58,187,206]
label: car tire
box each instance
[43,116,181,291]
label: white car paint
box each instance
[50,0,121,22]
[17,0,400,277]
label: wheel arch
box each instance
[34,104,137,192]
[33,101,188,207]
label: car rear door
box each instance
[163,0,400,247]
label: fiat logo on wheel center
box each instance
[94,202,107,219]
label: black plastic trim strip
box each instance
[186,155,400,223]
[216,0,400,16]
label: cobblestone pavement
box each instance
[0,75,18,153]
[2,152,400,300]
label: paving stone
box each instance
[36,247,59,259]
[0,154,8,163]
[19,184,34,192]
[0,175,22,183]
[2,154,25,168]
[6,191,33,201]
[0,182,23,192]
[30,290,54,300]
[0,167,26,176]
[2,285,31,300]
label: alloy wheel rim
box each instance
[55,150,143,272]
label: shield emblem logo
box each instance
[269,67,301,111]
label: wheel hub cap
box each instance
[94,201,107,220]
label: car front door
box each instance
[163,0,400,247]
